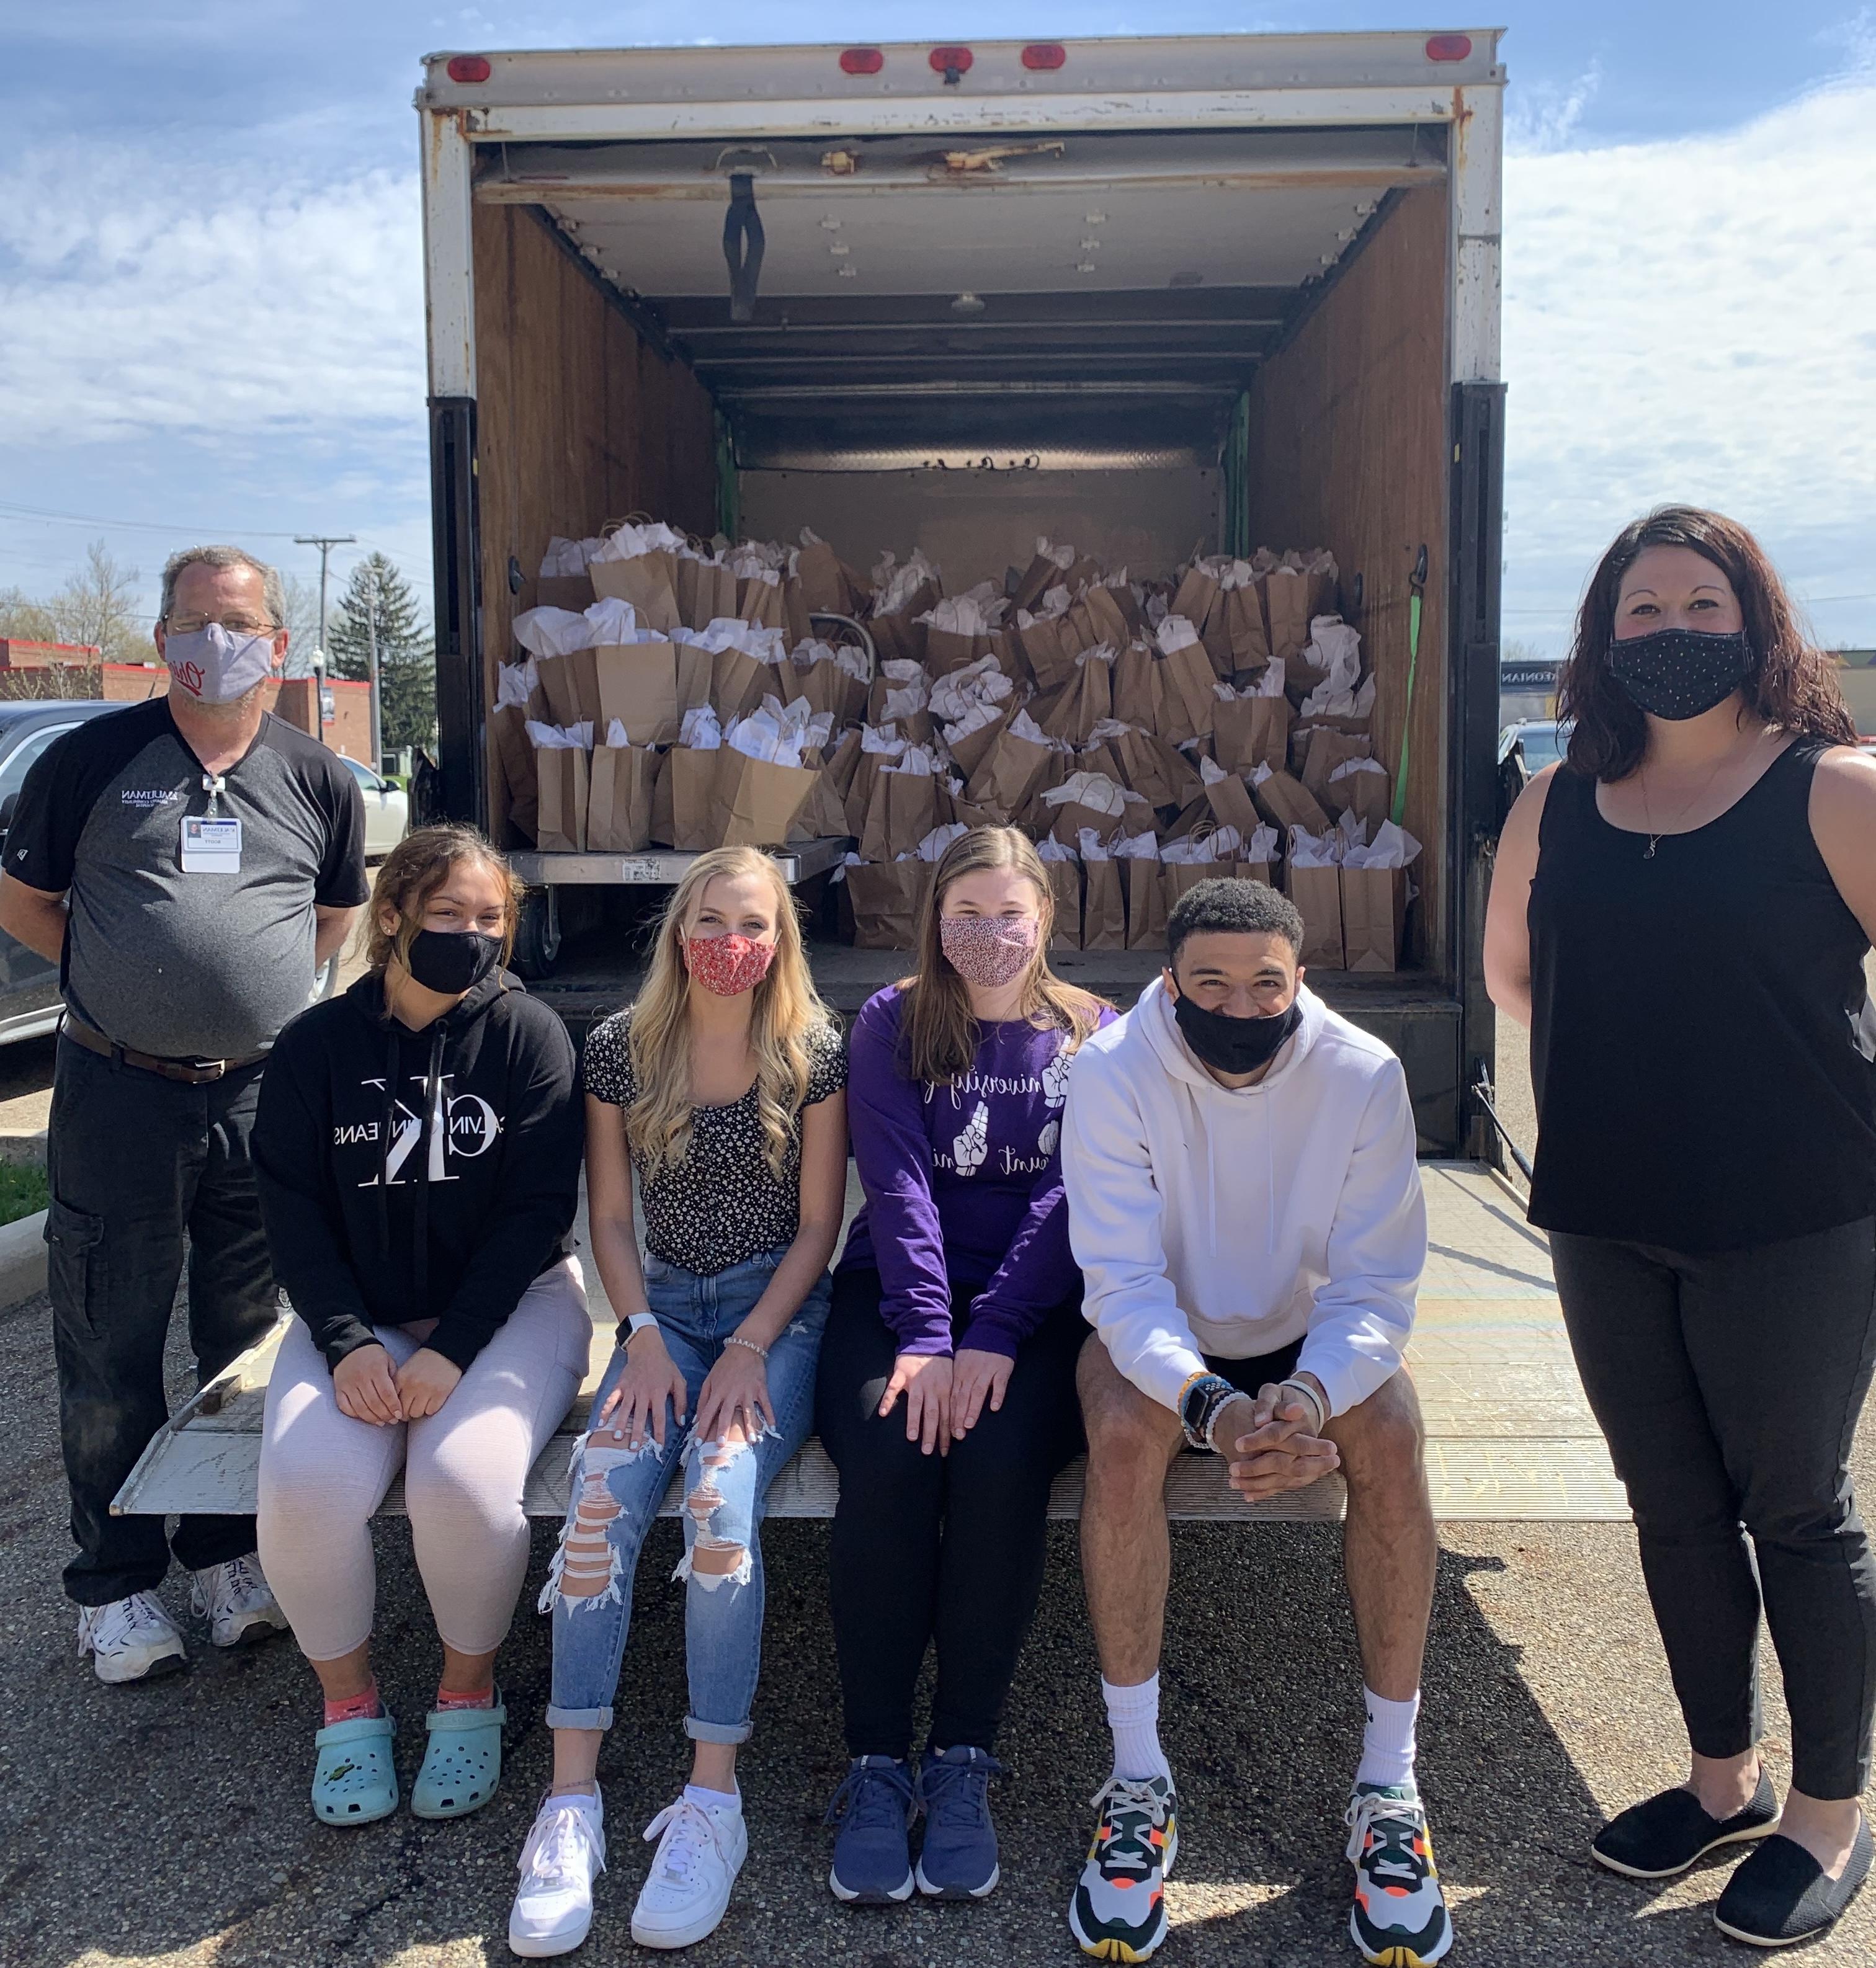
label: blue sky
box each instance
[2,2,1872,657]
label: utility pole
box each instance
[294,534,355,734]
[365,560,383,770]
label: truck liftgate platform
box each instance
[114,1164,1625,1526]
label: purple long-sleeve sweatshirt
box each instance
[838,986,1114,1358]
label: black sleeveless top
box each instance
[1527,740,1876,1250]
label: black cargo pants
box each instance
[47,1035,280,1605]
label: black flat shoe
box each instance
[1591,1773,1780,1879]
[1713,1820,1870,1948]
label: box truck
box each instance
[418,31,1508,1155]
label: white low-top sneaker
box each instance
[190,1554,290,1648]
[631,1794,747,1949]
[510,1789,607,1958]
[77,1592,187,1684]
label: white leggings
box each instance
[257,1257,592,1662]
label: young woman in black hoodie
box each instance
[254,826,587,1828]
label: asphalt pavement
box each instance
[2,1028,1874,1966]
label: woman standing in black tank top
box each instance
[1486,506,1876,1949]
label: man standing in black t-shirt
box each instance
[0,545,368,1683]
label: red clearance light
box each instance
[445,55,491,84]
[1022,43,1066,71]
[1424,34,1473,62]
[839,48,884,75]
[929,46,975,76]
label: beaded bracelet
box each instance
[723,1335,770,1363]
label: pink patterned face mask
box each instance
[684,932,775,997]
[940,912,1040,988]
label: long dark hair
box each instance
[1558,505,1856,781]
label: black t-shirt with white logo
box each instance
[6,700,367,1057]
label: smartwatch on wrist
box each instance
[624,1312,659,1348]
[1179,1372,1241,1451]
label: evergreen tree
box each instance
[327,553,437,753]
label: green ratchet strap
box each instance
[1391,545,1428,828]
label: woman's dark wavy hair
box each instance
[1558,504,1856,782]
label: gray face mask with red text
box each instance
[163,624,279,704]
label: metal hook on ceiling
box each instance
[723,172,765,325]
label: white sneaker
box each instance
[77,1592,187,1684]
[631,1793,747,1949]
[190,1554,290,1648]
[510,1788,607,1957]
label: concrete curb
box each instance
[0,1208,48,1310]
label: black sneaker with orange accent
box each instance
[1068,1774,1178,1962]
[1346,1783,1452,1966]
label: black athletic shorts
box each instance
[1202,1336,1305,1395]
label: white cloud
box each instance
[1502,69,1876,639]
[0,146,423,450]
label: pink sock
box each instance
[436,1684,495,1712]
[323,1681,382,1727]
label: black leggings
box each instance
[1550,1218,1876,1799]
[815,1268,1087,1758]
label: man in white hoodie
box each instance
[1060,879,1445,1967]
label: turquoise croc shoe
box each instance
[312,1713,398,1826]
[411,1696,506,1820]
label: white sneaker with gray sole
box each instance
[190,1554,290,1649]
[78,1592,187,1684]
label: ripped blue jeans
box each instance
[542,1247,829,1742]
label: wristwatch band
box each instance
[625,1313,659,1344]
[1179,1372,1240,1451]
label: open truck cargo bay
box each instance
[419,32,1507,1155]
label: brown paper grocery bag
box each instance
[922,625,978,675]
[591,554,682,634]
[587,743,658,853]
[534,653,583,730]
[845,860,929,950]
[1122,859,1167,950]
[594,642,679,747]
[716,749,820,848]
[1284,862,1346,969]
[1017,617,1080,693]
[1112,728,1200,813]
[1226,586,1273,669]
[1251,770,1333,837]
[820,728,863,804]
[1325,765,1391,834]
[793,539,852,615]
[1299,726,1374,801]
[788,760,854,843]
[659,746,720,852]
[1214,695,1292,775]
[860,768,939,863]
[965,725,1053,823]
[1078,586,1132,651]
[1046,858,1083,950]
[534,744,589,853]
[1044,780,1128,848]
[1339,865,1409,973]
[1009,551,1063,615]
[1202,770,1263,842]
[1237,858,1277,890]
[789,659,850,724]
[945,707,1010,781]
[1199,591,1236,679]
[1039,660,1112,746]
[710,647,773,723]
[1169,564,1218,629]
[491,705,539,845]
[1110,641,1159,731]
[736,574,786,630]
[1156,643,1217,746]
[1082,859,1127,951]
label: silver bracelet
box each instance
[723,1335,770,1363]
[1203,1391,1251,1456]
[1278,1376,1328,1433]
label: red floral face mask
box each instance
[683,931,775,998]
[939,912,1040,988]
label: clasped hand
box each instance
[333,1342,462,1425]
[1220,1382,1340,1499]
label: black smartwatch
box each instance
[1179,1373,1241,1452]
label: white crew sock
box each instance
[1354,1687,1420,1791]
[684,1782,742,1815]
[1103,1673,1172,1785]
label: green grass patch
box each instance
[0,1160,48,1227]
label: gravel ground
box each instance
[3,1022,1873,1967]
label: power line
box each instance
[0,498,311,541]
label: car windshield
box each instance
[1514,723,1566,772]
[342,757,381,790]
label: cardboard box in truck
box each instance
[418,32,1506,1154]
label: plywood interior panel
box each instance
[473,204,717,836]
[1245,185,1449,971]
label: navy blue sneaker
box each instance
[915,1747,1004,1899]
[826,1756,917,1904]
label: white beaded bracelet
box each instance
[1278,1376,1328,1434]
[723,1335,770,1363]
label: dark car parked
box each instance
[0,700,135,1046]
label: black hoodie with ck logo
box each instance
[253,967,583,1371]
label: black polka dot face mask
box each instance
[1607,628,1754,721]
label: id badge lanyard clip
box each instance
[202,772,226,817]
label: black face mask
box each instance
[1172,992,1303,1077]
[406,928,502,996]
[1607,627,1754,722]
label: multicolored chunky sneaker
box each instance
[1068,1773,1178,1962]
[1345,1783,1452,1966]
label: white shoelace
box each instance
[643,1799,725,1887]
[1344,1788,1426,1869]
[82,1592,171,1654]
[520,1801,605,1886]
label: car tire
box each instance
[511,891,561,980]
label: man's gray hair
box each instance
[159,545,287,629]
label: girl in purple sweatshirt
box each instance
[816,826,1113,1907]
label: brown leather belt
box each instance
[60,1015,269,1085]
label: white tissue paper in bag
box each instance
[1076,828,1115,862]
[1288,825,1342,869]
[525,721,593,751]
[583,597,643,644]
[860,724,908,757]
[512,607,594,657]
[1041,772,1127,818]
[1342,821,1422,870]
[679,706,722,750]
[1113,830,1159,862]
[916,822,969,862]
[1035,837,1074,863]
[1156,615,1202,657]
[496,657,539,710]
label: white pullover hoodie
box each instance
[1061,977,1426,1419]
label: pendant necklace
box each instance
[1637,732,1753,860]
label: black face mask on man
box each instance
[405,928,502,995]
[1172,992,1303,1077]
[1607,627,1754,722]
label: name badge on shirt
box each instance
[180,816,242,873]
